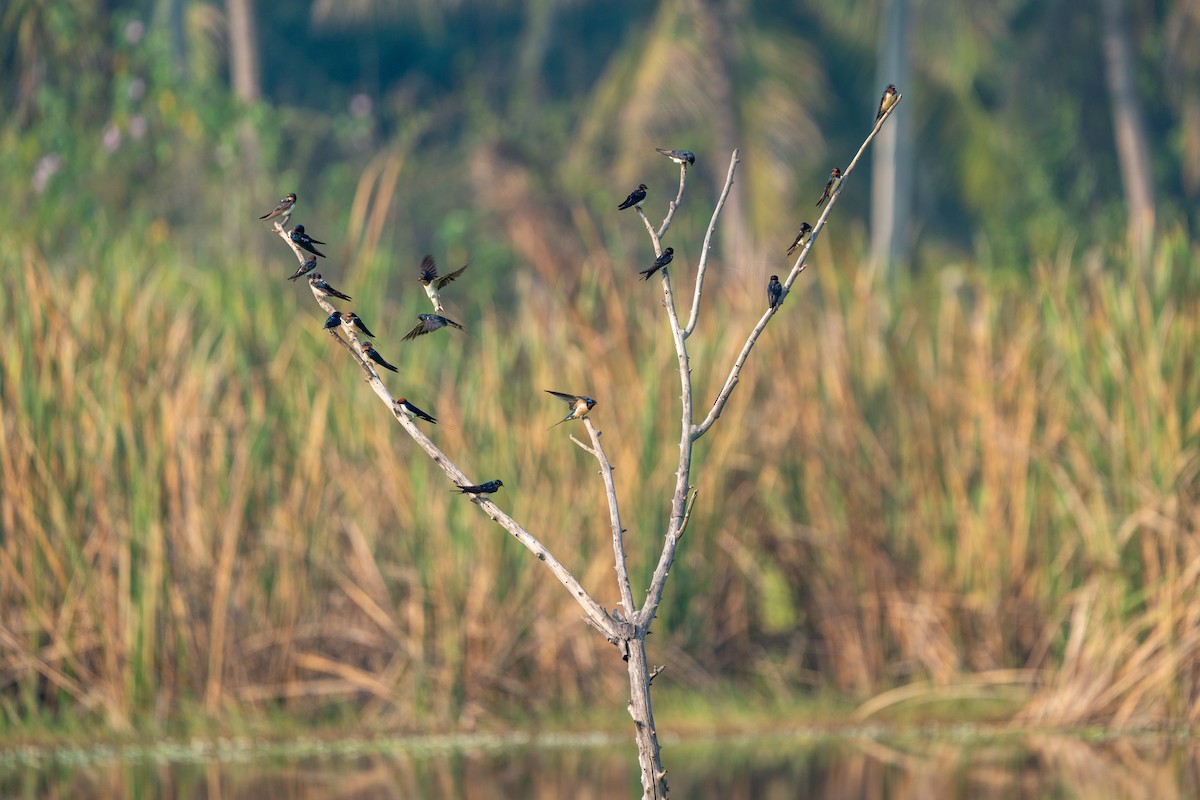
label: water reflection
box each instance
[3,732,1197,799]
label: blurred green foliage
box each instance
[2,0,1197,273]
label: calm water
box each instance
[3,731,1197,799]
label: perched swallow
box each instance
[308,272,352,301]
[786,222,813,256]
[617,183,648,211]
[402,313,465,341]
[394,397,437,424]
[454,479,504,495]
[545,390,597,427]
[418,255,468,313]
[322,310,343,330]
[361,342,399,373]
[639,247,674,280]
[656,148,695,166]
[767,275,783,310]
[287,256,319,282]
[342,312,377,338]
[815,168,842,208]
[259,192,297,222]
[876,84,898,122]
[290,224,327,258]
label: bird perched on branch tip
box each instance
[618,183,648,211]
[656,148,695,166]
[259,192,296,222]
[545,390,597,428]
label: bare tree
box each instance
[266,97,900,799]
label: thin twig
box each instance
[783,94,904,287]
[636,207,663,256]
[684,150,740,338]
[693,97,903,440]
[583,418,636,617]
[656,164,687,241]
[677,488,700,540]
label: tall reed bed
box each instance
[1,217,1197,733]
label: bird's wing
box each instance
[419,255,438,282]
[435,264,468,289]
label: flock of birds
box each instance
[258,84,898,497]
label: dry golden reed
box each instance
[1,220,1198,732]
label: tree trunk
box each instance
[870,0,912,271]
[1099,0,1156,263]
[626,636,668,799]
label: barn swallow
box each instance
[617,183,648,210]
[786,222,812,255]
[815,168,842,208]
[454,479,504,495]
[322,310,343,330]
[639,247,674,280]
[342,312,376,338]
[290,224,327,258]
[287,256,319,281]
[308,272,352,301]
[361,342,399,373]
[259,192,297,222]
[767,275,783,310]
[402,313,465,341]
[394,397,437,424]
[876,84,898,122]
[545,390,597,427]
[656,148,695,166]
[418,255,468,313]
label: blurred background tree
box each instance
[2,0,1195,272]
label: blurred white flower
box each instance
[124,19,145,45]
[32,154,63,194]
[349,93,373,118]
[103,122,122,153]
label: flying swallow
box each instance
[342,312,377,338]
[418,255,468,313]
[259,192,297,222]
[617,183,648,211]
[786,222,813,256]
[767,275,783,310]
[287,256,319,281]
[308,272,352,301]
[639,247,674,280]
[656,148,695,166]
[322,310,343,330]
[290,224,327,258]
[394,397,437,424]
[361,342,399,373]
[876,84,898,122]
[402,313,465,341]
[816,168,842,208]
[545,390,597,427]
[454,479,504,495]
